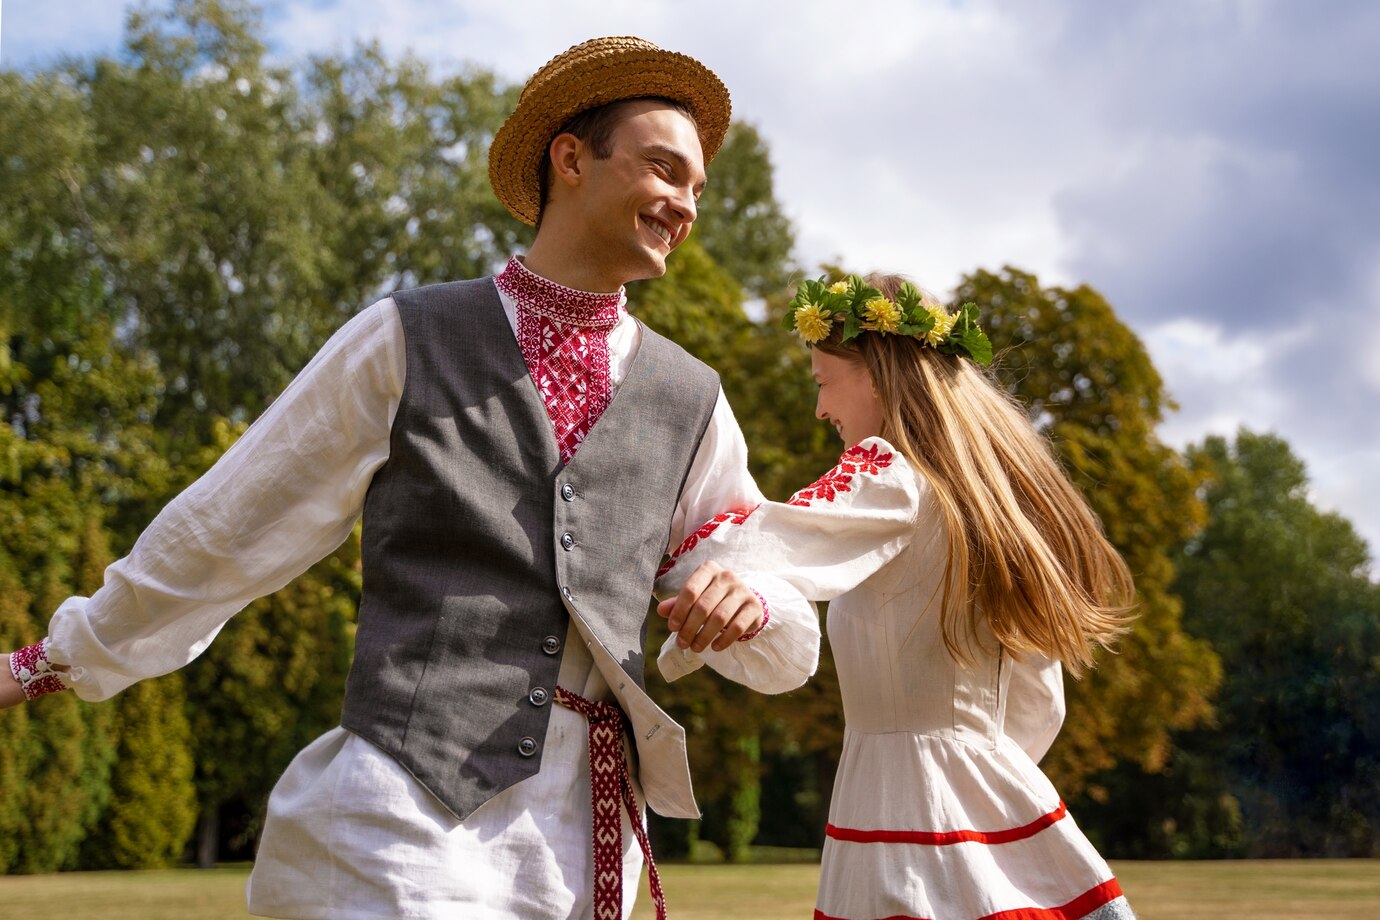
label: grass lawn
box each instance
[1,859,1377,918]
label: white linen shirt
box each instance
[45,283,819,919]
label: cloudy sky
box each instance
[5,0,1379,559]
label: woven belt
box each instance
[554,685,666,920]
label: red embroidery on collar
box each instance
[496,257,626,464]
[496,256,623,330]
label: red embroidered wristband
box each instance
[9,641,69,701]
[738,591,770,642]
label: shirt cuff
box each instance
[9,639,71,701]
[737,590,770,642]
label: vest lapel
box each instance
[473,277,563,473]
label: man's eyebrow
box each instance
[644,143,708,193]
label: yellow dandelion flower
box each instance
[863,297,902,333]
[794,303,834,343]
[924,308,957,346]
[828,280,850,295]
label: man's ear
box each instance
[548,133,584,191]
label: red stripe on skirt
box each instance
[826,801,1068,847]
[812,877,1125,920]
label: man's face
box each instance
[573,100,706,286]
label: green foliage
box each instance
[1168,431,1380,856]
[0,306,162,870]
[698,735,762,864]
[952,267,1220,795]
[692,123,797,297]
[34,0,525,454]
[80,675,198,869]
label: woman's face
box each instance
[812,347,885,447]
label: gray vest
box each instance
[339,277,719,820]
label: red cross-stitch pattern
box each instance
[554,686,666,920]
[788,442,895,507]
[517,312,613,464]
[496,257,624,465]
[9,641,67,701]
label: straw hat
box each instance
[488,36,731,226]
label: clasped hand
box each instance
[655,561,763,653]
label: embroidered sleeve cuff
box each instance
[737,590,770,642]
[9,639,71,701]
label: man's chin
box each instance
[624,252,670,283]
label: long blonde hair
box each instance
[814,274,1134,676]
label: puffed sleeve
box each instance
[1004,653,1066,763]
[654,390,819,694]
[655,437,922,684]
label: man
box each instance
[1,36,818,919]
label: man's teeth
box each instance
[648,221,671,244]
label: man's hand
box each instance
[0,654,27,709]
[656,561,764,653]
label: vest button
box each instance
[528,687,549,706]
[561,585,573,601]
[560,532,575,551]
[561,483,575,501]
[542,635,561,655]
[517,737,538,757]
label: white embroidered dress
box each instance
[655,437,1134,920]
[42,281,819,920]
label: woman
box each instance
[654,274,1136,919]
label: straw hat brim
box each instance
[489,36,731,227]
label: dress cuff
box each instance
[9,639,70,701]
[737,590,770,642]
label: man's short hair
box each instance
[535,96,697,226]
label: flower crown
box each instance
[782,275,993,365]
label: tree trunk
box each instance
[196,805,219,869]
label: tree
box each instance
[0,317,173,871]
[1166,431,1380,856]
[692,123,798,298]
[79,673,199,869]
[951,267,1220,798]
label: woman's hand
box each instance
[656,561,765,653]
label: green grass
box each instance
[1,859,1377,918]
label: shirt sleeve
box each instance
[46,299,406,701]
[654,390,820,695]
[1004,653,1066,764]
[657,436,922,601]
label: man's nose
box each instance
[669,185,697,224]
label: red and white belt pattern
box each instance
[554,684,666,920]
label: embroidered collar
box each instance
[495,256,625,331]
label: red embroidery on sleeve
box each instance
[9,641,68,701]
[787,442,895,507]
[656,506,759,578]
